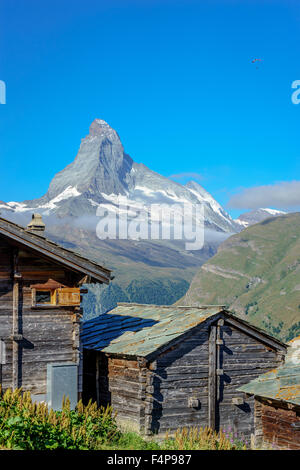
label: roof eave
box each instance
[0,219,111,283]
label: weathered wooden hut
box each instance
[239,336,300,449]
[81,303,286,439]
[0,214,111,407]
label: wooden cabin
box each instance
[0,214,111,407]
[239,336,300,449]
[81,303,286,439]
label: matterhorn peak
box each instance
[4,119,239,234]
[88,119,119,141]
[89,119,112,135]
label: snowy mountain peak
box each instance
[259,208,286,216]
[40,118,133,201]
[235,208,287,228]
[2,119,240,234]
[88,119,118,138]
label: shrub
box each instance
[0,387,119,450]
[161,426,247,450]
[0,388,248,451]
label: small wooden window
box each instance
[32,288,57,306]
[31,281,80,308]
[36,290,51,304]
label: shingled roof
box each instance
[0,216,112,283]
[238,337,300,406]
[81,303,286,359]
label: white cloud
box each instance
[228,181,300,210]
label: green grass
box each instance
[101,432,161,450]
[103,427,248,451]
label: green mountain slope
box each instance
[82,278,190,321]
[179,213,300,341]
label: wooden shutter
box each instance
[57,288,80,306]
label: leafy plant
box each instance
[0,388,248,451]
[0,387,119,450]
[161,426,246,450]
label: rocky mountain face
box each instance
[179,212,300,342]
[235,208,286,228]
[1,119,241,316]
[6,119,239,233]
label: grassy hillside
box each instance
[179,213,300,342]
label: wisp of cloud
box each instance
[228,180,300,210]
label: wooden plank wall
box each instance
[146,325,210,435]
[105,356,146,433]
[0,237,80,397]
[144,322,282,437]
[0,239,14,390]
[87,320,285,438]
[218,323,283,439]
[257,400,300,450]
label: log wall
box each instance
[104,355,146,433]
[254,399,300,450]
[0,236,82,399]
[217,323,283,439]
[85,316,285,438]
[147,325,210,435]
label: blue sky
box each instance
[0,0,300,218]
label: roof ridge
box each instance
[116,302,227,309]
[0,217,108,267]
[0,216,112,282]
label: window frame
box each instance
[31,286,80,309]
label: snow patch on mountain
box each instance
[260,208,286,216]
[235,208,287,228]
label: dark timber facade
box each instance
[239,336,300,449]
[0,215,111,404]
[82,304,287,439]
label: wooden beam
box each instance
[96,354,100,406]
[208,324,217,430]
[216,321,223,403]
[12,249,21,390]
[0,221,111,284]
[0,339,6,388]
[77,344,83,401]
[78,275,90,286]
